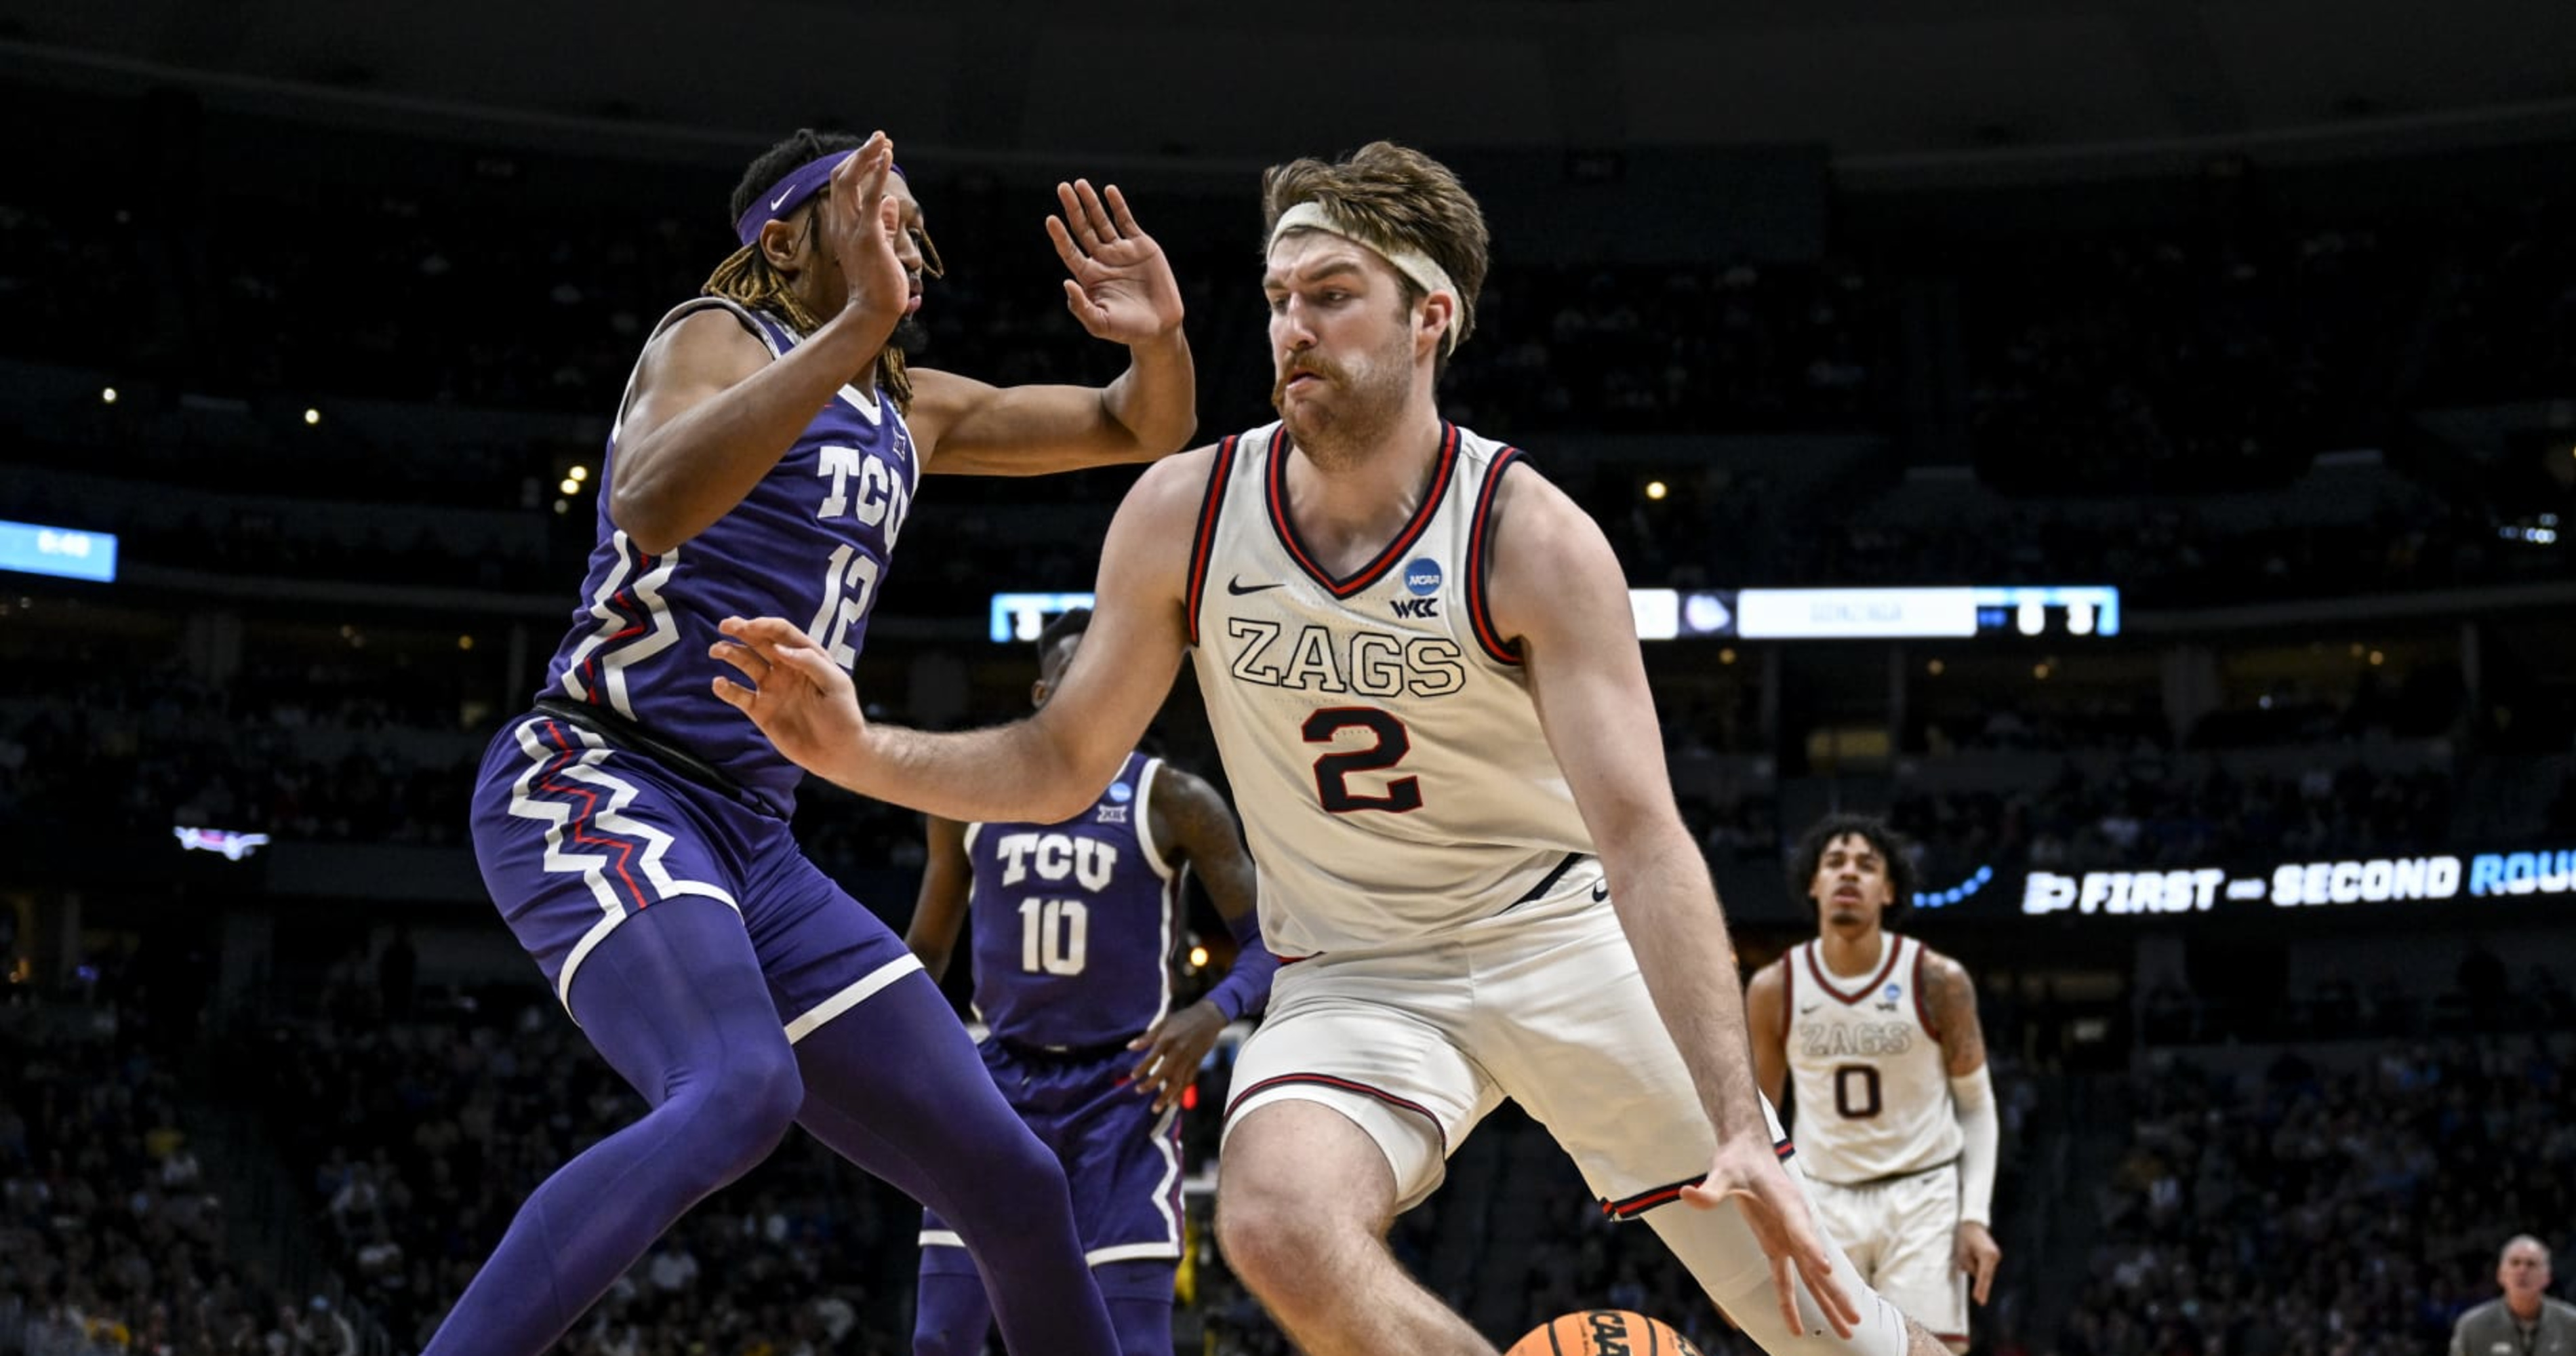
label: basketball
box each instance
[1506,1310,1703,1356]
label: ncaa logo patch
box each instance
[1883,983,1903,1003]
[1108,780,1135,804]
[1403,557,1443,597]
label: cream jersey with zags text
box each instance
[1781,933,1963,1184]
[1182,420,1594,958]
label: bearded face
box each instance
[1264,234,1430,461]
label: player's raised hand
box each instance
[824,133,908,329]
[1124,1001,1226,1113]
[1955,1220,2002,1306]
[710,616,869,779]
[1046,180,1185,344]
[1681,1136,1864,1340]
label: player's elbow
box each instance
[1104,386,1196,462]
[607,481,685,557]
[1144,407,1199,458]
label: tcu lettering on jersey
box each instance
[965,754,1184,1049]
[541,299,917,816]
[992,831,1121,892]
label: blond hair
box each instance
[1260,142,1490,370]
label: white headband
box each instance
[1268,200,1464,355]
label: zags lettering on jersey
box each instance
[1800,1022,1918,1058]
[1224,618,1467,698]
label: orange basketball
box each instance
[1505,1309,1702,1356]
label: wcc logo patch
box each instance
[1391,557,1444,618]
[1878,981,1904,1012]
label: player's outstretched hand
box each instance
[1124,1001,1226,1113]
[1681,1136,1864,1340]
[824,132,908,330]
[1046,179,1184,345]
[710,616,868,781]
[1955,1220,2001,1306]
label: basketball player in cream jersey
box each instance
[709,142,1945,1356]
[1748,816,2001,1353]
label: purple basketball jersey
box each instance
[538,298,916,816]
[967,753,1183,1048]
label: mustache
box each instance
[1270,353,1348,407]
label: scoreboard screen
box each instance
[0,519,118,583]
[1635,585,2118,641]
[994,584,2120,643]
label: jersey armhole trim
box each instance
[1133,757,1178,881]
[654,296,786,357]
[1780,947,1796,1033]
[611,297,780,440]
[1464,446,1527,665]
[1184,434,1241,647]
[1912,942,1941,1041]
[962,822,984,855]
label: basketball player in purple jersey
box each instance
[907,606,1274,1356]
[440,129,1194,1356]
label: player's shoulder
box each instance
[649,298,773,359]
[1146,759,1230,817]
[1907,938,1975,991]
[1127,440,1232,512]
[1747,950,1796,996]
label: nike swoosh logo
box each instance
[1799,1003,1822,1015]
[770,186,795,211]
[1590,881,1610,902]
[1227,576,1283,596]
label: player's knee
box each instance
[931,1119,1071,1250]
[677,1038,803,1185]
[970,1119,1064,1206]
[1212,1180,1337,1307]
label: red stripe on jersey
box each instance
[1183,435,1240,646]
[1912,944,1942,1041]
[1224,1073,1449,1155]
[1596,1140,1796,1220]
[534,721,652,913]
[1464,445,1526,664]
[1805,936,1906,1006]
[1265,422,1460,599]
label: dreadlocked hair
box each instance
[1260,141,1490,380]
[706,127,946,416]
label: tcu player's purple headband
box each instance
[733,151,906,247]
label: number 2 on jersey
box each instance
[1303,707,1422,813]
[807,542,883,668]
